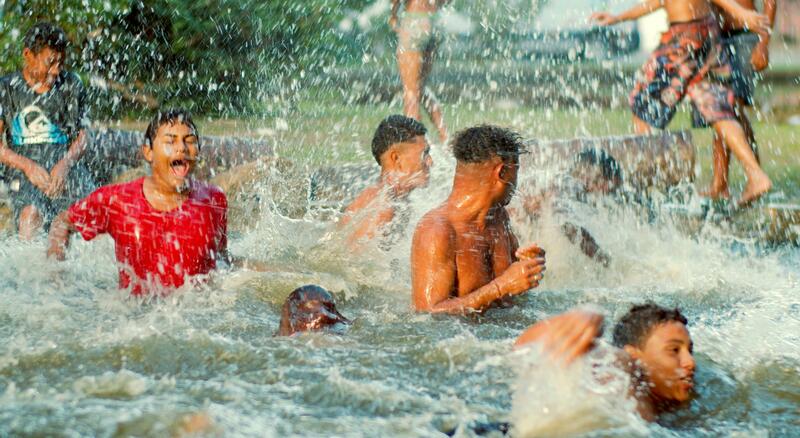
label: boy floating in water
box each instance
[0,22,94,240]
[516,303,695,421]
[339,114,432,246]
[411,125,546,314]
[390,0,449,142]
[590,0,771,207]
[47,109,229,296]
[277,285,351,336]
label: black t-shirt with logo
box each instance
[0,70,88,166]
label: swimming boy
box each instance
[0,22,93,239]
[411,125,546,314]
[516,303,695,421]
[702,0,777,199]
[390,0,449,142]
[277,285,351,336]
[590,0,771,207]
[339,114,432,245]
[46,109,229,296]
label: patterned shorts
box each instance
[629,16,736,129]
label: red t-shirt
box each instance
[67,177,228,295]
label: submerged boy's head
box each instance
[452,125,526,206]
[613,303,695,404]
[278,285,350,336]
[571,149,622,194]
[142,108,200,192]
[22,22,69,88]
[372,115,432,189]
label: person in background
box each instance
[339,114,432,246]
[390,0,449,143]
[0,22,94,239]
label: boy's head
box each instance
[570,149,622,194]
[278,285,351,336]
[371,115,432,190]
[142,108,200,192]
[452,125,526,206]
[22,22,69,89]
[613,303,695,403]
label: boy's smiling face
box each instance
[142,121,199,193]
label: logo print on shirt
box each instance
[11,104,68,145]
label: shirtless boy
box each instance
[47,109,229,296]
[339,115,432,245]
[390,0,449,142]
[590,0,771,206]
[516,303,695,421]
[277,285,351,336]
[0,22,93,239]
[702,0,777,199]
[411,125,546,314]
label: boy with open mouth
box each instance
[46,108,232,296]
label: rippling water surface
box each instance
[1,148,798,437]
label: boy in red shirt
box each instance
[47,109,229,296]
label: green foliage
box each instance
[0,0,374,117]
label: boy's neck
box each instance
[21,67,53,94]
[143,176,191,211]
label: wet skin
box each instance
[0,47,88,239]
[516,311,696,420]
[340,135,432,244]
[277,285,351,336]
[411,157,546,314]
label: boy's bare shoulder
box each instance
[414,204,455,241]
[344,184,382,214]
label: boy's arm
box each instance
[590,0,663,26]
[514,309,605,364]
[389,0,402,30]
[562,222,611,267]
[47,210,78,260]
[0,120,52,192]
[47,129,87,198]
[711,0,770,31]
[750,0,777,71]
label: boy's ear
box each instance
[493,160,506,183]
[623,344,641,360]
[141,143,153,163]
[22,48,34,62]
[388,148,401,170]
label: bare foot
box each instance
[738,172,772,208]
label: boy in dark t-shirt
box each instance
[47,109,230,296]
[0,22,93,239]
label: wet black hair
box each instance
[612,303,688,349]
[573,149,622,183]
[144,108,199,147]
[371,115,427,164]
[23,22,69,55]
[451,125,526,164]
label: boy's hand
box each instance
[751,41,769,71]
[739,10,770,33]
[25,163,52,193]
[494,256,546,297]
[515,243,545,261]
[47,240,67,261]
[46,161,70,198]
[516,310,604,364]
[589,12,617,26]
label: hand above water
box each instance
[515,309,605,365]
[515,243,545,261]
[494,255,546,297]
[589,12,617,27]
[750,41,769,71]
[25,162,52,194]
[46,160,70,198]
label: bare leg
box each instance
[632,115,651,135]
[735,99,759,163]
[701,131,731,199]
[18,205,43,241]
[419,43,447,142]
[397,49,423,121]
[713,120,771,207]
